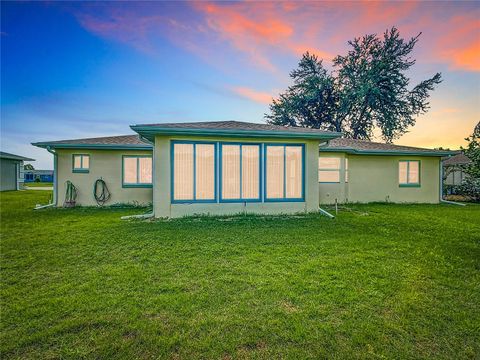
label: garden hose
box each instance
[93,178,111,206]
[64,180,77,207]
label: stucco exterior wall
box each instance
[317,153,441,204]
[153,135,320,218]
[56,149,153,206]
[318,152,347,204]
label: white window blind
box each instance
[266,146,284,199]
[123,156,152,186]
[221,144,260,201]
[173,142,215,201]
[318,157,340,183]
[241,145,260,199]
[399,160,420,186]
[285,146,302,198]
[73,154,90,171]
[265,145,303,200]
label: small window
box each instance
[123,156,152,187]
[319,157,340,183]
[72,154,90,173]
[399,160,420,187]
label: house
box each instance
[443,152,471,186]
[24,169,54,183]
[0,151,35,191]
[32,121,452,217]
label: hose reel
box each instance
[93,178,111,206]
[63,180,77,207]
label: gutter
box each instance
[439,158,466,206]
[46,146,58,207]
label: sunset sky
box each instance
[1,1,479,169]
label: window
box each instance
[318,157,340,183]
[172,142,216,202]
[399,160,420,187]
[265,144,304,201]
[220,144,260,201]
[72,154,90,173]
[122,156,152,187]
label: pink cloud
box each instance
[230,86,274,104]
[72,2,480,73]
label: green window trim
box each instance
[72,154,90,173]
[122,155,153,188]
[398,160,421,187]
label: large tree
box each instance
[265,27,442,142]
[458,121,480,201]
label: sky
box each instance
[1,1,479,169]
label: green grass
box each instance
[1,191,479,359]
[24,182,53,188]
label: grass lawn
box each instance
[24,182,53,188]
[1,191,479,359]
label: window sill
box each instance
[319,181,341,184]
[122,184,153,188]
[72,169,89,173]
[399,184,421,188]
[171,199,217,204]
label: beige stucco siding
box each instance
[348,155,440,203]
[318,153,441,204]
[318,152,347,204]
[56,149,153,206]
[153,135,320,218]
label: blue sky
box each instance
[1,1,479,169]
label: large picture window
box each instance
[172,142,216,202]
[265,144,304,201]
[399,160,420,187]
[122,156,152,187]
[318,157,341,183]
[220,143,260,201]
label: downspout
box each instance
[439,157,465,206]
[318,139,335,218]
[35,147,57,209]
[121,135,155,220]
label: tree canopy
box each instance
[265,27,442,143]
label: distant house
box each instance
[33,121,454,216]
[24,169,54,183]
[0,152,35,191]
[443,152,471,186]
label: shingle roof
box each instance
[134,120,339,135]
[131,120,342,141]
[32,135,152,149]
[0,151,34,161]
[322,138,453,156]
[443,153,471,166]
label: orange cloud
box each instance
[230,87,274,104]
[435,15,480,71]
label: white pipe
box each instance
[121,212,154,220]
[439,158,465,206]
[34,203,55,210]
[319,207,335,218]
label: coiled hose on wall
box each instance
[94,178,111,206]
[64,180,77,207]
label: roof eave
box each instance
[320,147,454,157]
[32,142,153,150]
[130,125,342,141]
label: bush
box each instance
[457,177,480,202]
